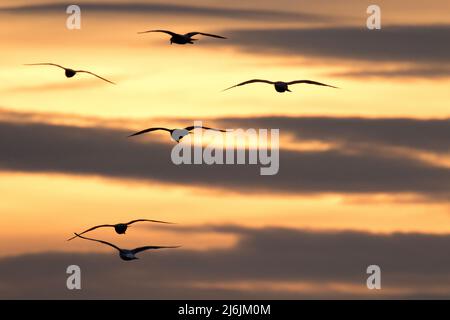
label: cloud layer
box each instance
[223,26,450,63]
[219,25,450,78]
[0,2,333,23]
[2,225,450,299]
[0,116,448,197]
[217,116,450,153]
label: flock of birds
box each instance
[68,219,178,260]
[23,28,338,260]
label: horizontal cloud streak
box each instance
[329,66,450,79]
[217,116,450,153]
[0,118,448,197]
[0,2,333,22]
[221,26,450,74]
[2,225,450,298]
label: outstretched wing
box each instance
[138,29,178,36]
[24,63,66,70]
[126,219,174,225]
[67,224,115,241]
[184,126,227,132]
[223,79,274,91]
[287,80,338,89]
[128,127,172,138]
[76,70,116,85]
[131,246,180,254]
[184,32,226,39]
[72,233,121,251]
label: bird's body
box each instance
[128,125,227,142]
[170,33,196,45]
[114,224,128,234]
[72,233,180,261]
[64,68,77,78]
[24,63,115,84]
[224,79,338,93]
[67,219,173,241]
[119,249,140,261]
[171,128,190,142]
[138,30,226,45]
[274,81,290,93]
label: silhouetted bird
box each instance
[224,79,338,93]
[72,233,180,261]
[67,219,173,241]
[138,30,226,45]
[128,125,228,143]
[24,63,115,84]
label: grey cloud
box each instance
[216,116,450,153]
[2,225,450,298]
[0,120,448,197]
[220,25,450,68]
[0,2,333,23]
[329,66,450,79]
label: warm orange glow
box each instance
[0,1,449,299]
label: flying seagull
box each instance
[67,219,174,241]
[138,30,227,45]
[223,79,338,93]
[72,233,180,261]
[24,63,115,84]
[128,125,228,142]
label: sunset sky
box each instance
[0,0,449,299]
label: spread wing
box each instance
[287,80,338,88]
[184,126,227,132]
[131,246,180,254]
[138,29,178,36]
[76,70,116,84]
[184,32,226,39]
[72,233,121,251]
[128,127,172,138]
[223,79,274,91]
[24,63,66,70]
[67,224,115,241]
[126,219,174,225]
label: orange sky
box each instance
[0,0,449,299]
[0,0,449,250]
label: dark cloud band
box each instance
[217,116,450,153]
[2,225,450,298]
[221,25,450,67]
[0,2,332,22]
[0,118,448,197]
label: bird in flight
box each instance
[67,219,173,241]
[128,125,228,143]
[223,79,338,93]
[138,30,227,45]
[24,63,116,84]
[72,233,180,261]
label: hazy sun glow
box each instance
[0,0,449,299]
